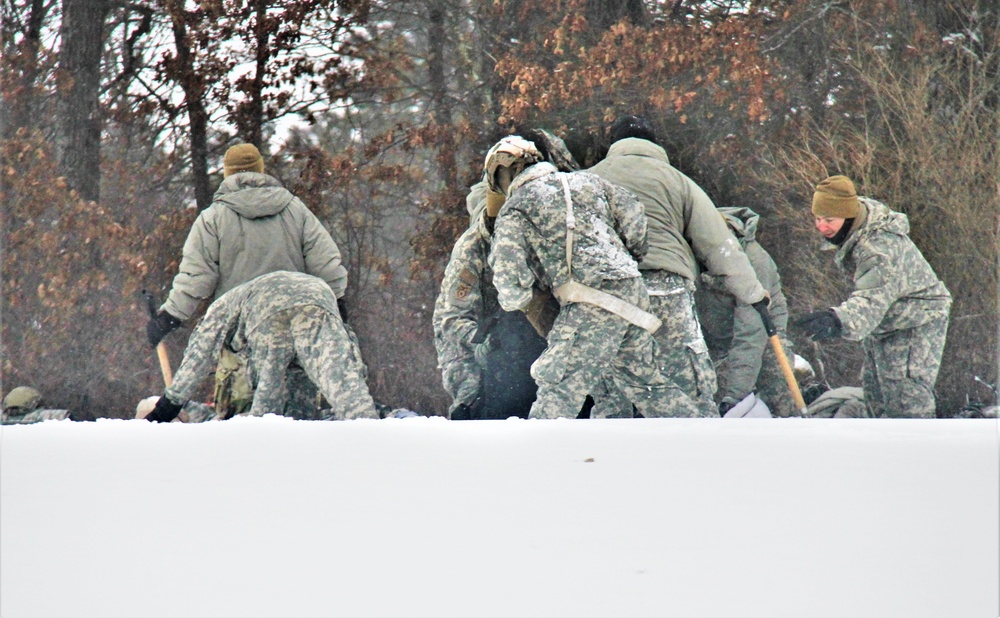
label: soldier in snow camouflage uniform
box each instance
[587,116,769,417]
[695,207,797,417]
[486,136,702,419]
[797,176,951,418]
[432,187,540,419]
[434,130,629,420]
[144,271,377,422]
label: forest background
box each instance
[1,0,997,420]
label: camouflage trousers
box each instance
[529,277,703,419]
[246,306,378,420]
[643,271,718,416]
[863,316,948,418]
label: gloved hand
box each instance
[450,396,482,421]
[718,396,741,417]
[147,310,182,347]
[751,298,776,337]
[473,337,496,366]
[337,297,349,323]
[451,403,473,421]
[796,309,843,341]
[145,396,183,423]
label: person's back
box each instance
[153,271,377,422]
[586,117,764,305]
[486,136,702,419]
[147,144,351,418]
[160,145,347,322]
[587,116,769,415]
[491,163,646,296]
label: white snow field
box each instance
[1,415,997,618]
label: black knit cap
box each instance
[609,114,656,144]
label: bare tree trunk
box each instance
[165,0,212,210]
[235,0,269,147]
[427,0,456,188]
[1,0,49,138]
[57,0,110,202]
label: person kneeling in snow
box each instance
[145,271,378,422]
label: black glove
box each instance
[147,311,182,347]
[145,396,183,423]
[751,298,776,337]
[795,309,843,341]
[451,403,473,421]
[337,297,349,323]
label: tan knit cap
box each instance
[812,175,859,218]
[223,143,264,177]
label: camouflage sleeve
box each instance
[165,295,237,404]
[299,200,349,299]
[605,180,648,263]
[162,210,222,321]
[432,239,486,409]
[489,211,536,312]
[833,239,902,341]
[2,409,71,424]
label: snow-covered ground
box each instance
[1,416,997,618]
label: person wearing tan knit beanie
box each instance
[150,138,353,421]
[795,173,952,419]
[223,143,265,177]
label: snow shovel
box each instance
[753,301,807,416]
[142,289,173,387]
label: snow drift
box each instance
[1,416,997,618]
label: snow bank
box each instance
[1,416,997,618]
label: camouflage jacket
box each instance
[830,198,952,340]
[162,172,348,321]
[696,207,789,398]
[587,138,765,305]
[166,271,340,404]
[489,163,646,312]
[1,408,71,424]
[432,211,499,411]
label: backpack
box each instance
[214,348,253,419]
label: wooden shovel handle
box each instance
[770,334,807,415]
[156,342,173,387]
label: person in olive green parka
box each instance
[146,143,351,419]
[587,115,768,416]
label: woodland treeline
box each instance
[2,0,997,418]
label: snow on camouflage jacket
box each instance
[165,271,341,405]
[162,172,348,321]
[695,207,789,400]
[489,163,646,312]
[829,198,951,341]
[432,210,499,413]
[587,138,766,306]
